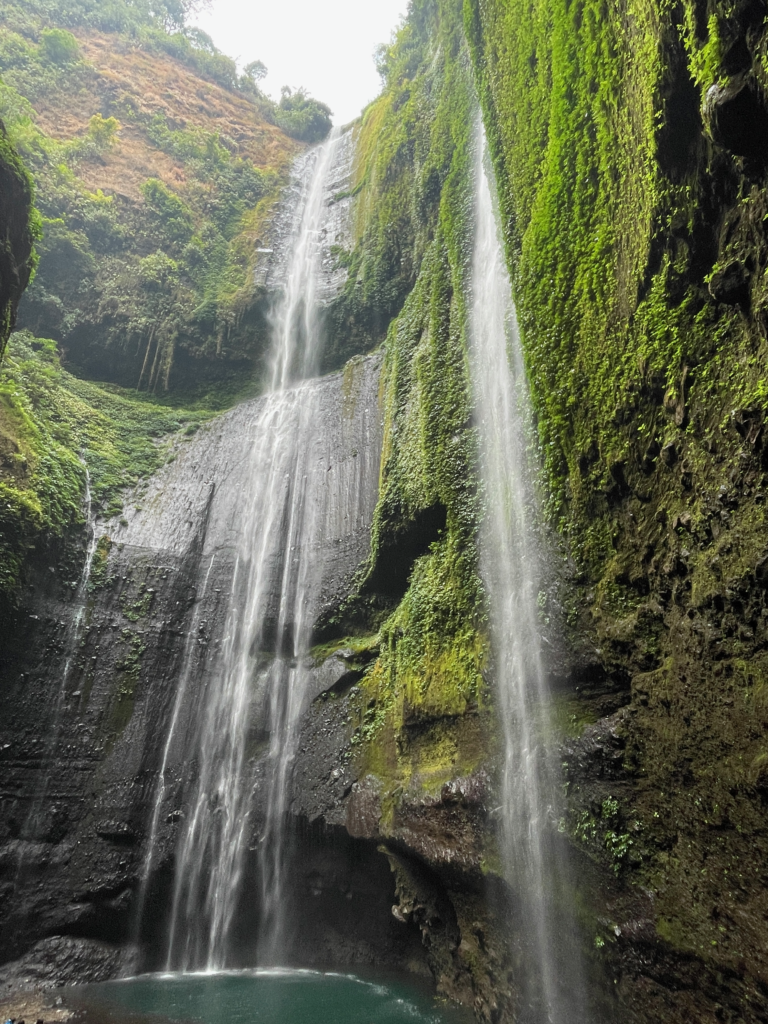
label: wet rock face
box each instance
[234,821,429,974]
[291,679,518,1021]
[0,354,385,979]
[0,937,134,994]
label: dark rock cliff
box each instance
[0,119,35,357]
[0,354,402,984]
[467,0,768,1020]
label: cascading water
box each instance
[160,126,347,972]
[470,128,588,1023]
[132,543,218,941]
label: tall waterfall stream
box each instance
[14,469,98,873]
[138,128,348,972]
[470,131,587,1023]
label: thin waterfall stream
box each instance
[470,129,588,1023]
[16,467,98,864]
[137,127,347,972]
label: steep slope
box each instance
[0,14,299,392]
[467,1,768,1020]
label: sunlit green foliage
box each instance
[463,0,768,979]
[0,0,331,392]
[0,331,206,604]
[275,88,333,143]
[465,0,661,523]
[0,67,277,390]
[465,0,768,559]
[39,27,79,63]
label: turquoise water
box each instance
[73,969,472,1024]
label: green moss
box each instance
[0,114,37,356]
[120,583,154,621]
[309,634,379,666]
[459,0,768,989]
[331,0,494,807]
[88,534,113,590]
[0,330,213,607]
[466,0,662,523]
[104,627,145,739]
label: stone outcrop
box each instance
[0,120,35,356]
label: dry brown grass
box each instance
[32,29,299,200]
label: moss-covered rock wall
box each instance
[325,0,768,1019]
[4,0,768,1018]
[463,0,768,1019]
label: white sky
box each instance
[192,0,408,126]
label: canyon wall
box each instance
[2,1,768,1023]
[0,352,393,980]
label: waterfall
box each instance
[470,128,587,1023]
[161,127,347,972]
[132,543,218,944]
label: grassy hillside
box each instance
[0,21,298,393]
[0,331,207,600]
[0,0,335,397]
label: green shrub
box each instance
[39,27,79,64]
[65,113,119,162]
[36,217,95,291]
[139,250,179,290]
[140,177,194,243]
[275,88,332,143]
[0,29,38,71]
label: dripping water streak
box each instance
[271,131,341,390]
[133,549,218,942]
[470,127,587,1023]
[15,468,98,874]
[163,127,345,971]
[254,384,325,964]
